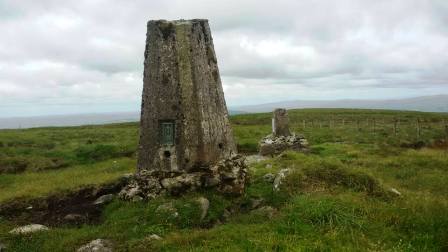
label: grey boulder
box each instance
[64,214,86,224]
[196,197,210,221]
[9,224,49,235]
[93,194,115,205]
[77,239,113,252]
[273,169,290,191]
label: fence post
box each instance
[357,120,360,131]
[373,118,376,134]
[393,118,398,136]
[444,119,448,141]
[303,119,306,129]
[416,118,421,138]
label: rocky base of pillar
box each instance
[259,133,309,156]
[119,155,248,201]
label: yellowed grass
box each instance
[0,158,135,203]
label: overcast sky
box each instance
[0,0,447,117]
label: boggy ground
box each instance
[0,109,448,251]
[0,179,127,227]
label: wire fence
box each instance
[287,117,448,148]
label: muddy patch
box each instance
[430,139,448,150]
[400,140,426,149]
[0,178,128,227]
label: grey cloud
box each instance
[0,0,447,116]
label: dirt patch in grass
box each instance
[400,140,427,149]
[0,178,127,227]
[429,138,448,150]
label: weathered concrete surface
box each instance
[121,19,246,199]
[273,108,290,137]
[138,19,236,174]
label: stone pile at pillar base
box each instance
[119,155,247,200]
[259,133,309,156]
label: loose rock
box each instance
[273,169,290,191]
[77,239,113,252]
[245,155,268,165]
[119,185,142,200]
[263,173,275,183]
[259,134,308,156]
[252,206,277,219]
[196,197,210,221]
[131,196,143,202]
[160,173,202,193]
[390,188,402,197]
[9,224,49,235]
[146,234,162,241]
[64,214,86,224]
[119,155,247,200]
[93,194,115,205]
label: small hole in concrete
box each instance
[218,143,223,149]
[164,151,171,158]
[185,158,189,163]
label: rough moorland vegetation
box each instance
[0,108,447,251]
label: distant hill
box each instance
[231,95,448,113]
[0,110,247,129]
[0,112,140,129]
[1,95,446,129]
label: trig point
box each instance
[259,108,309,156]
[121,19,246,200]
[138,19,236,173]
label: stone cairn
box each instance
[120,19,247,201]
[259,108,308,156]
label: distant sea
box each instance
[0,112,140,130]
[0,110,246,129]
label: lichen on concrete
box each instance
[121,19,246,199]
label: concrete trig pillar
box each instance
[137,19,236,174]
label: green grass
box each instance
[1,109,448,251]
[0,123,138,173]
[0,158,135,203]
